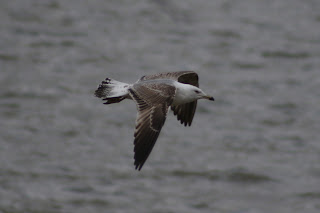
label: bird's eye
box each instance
[194,90,200,94]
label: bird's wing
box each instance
[140,71,199,87]
[171,101,198,126]
[128,82,176,170]
[141,71,199,126]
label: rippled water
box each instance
[1,0,320,212]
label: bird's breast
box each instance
[172,89,195,106]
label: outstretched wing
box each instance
[128,82,176,170]
[140,71,199,87]
[171,101,197,126]
[141,71,199,126]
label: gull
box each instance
[94,71,214,170]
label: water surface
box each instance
[1,0,320,212]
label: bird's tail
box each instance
[94,78,130,104]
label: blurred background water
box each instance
[1,0,320,212]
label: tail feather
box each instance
[95,78,129,104]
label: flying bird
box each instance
[94,71,214,170]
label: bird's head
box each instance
[192,88,214,101]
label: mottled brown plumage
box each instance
[94,71,214,170]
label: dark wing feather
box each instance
[141,71,199,126]
[140,71,199,87]
[128,82,176,170]
[171,101,197,126]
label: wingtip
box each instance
[134,163,143,171]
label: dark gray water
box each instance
[1,0,320,212]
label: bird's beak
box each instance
[204,95,215,101]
